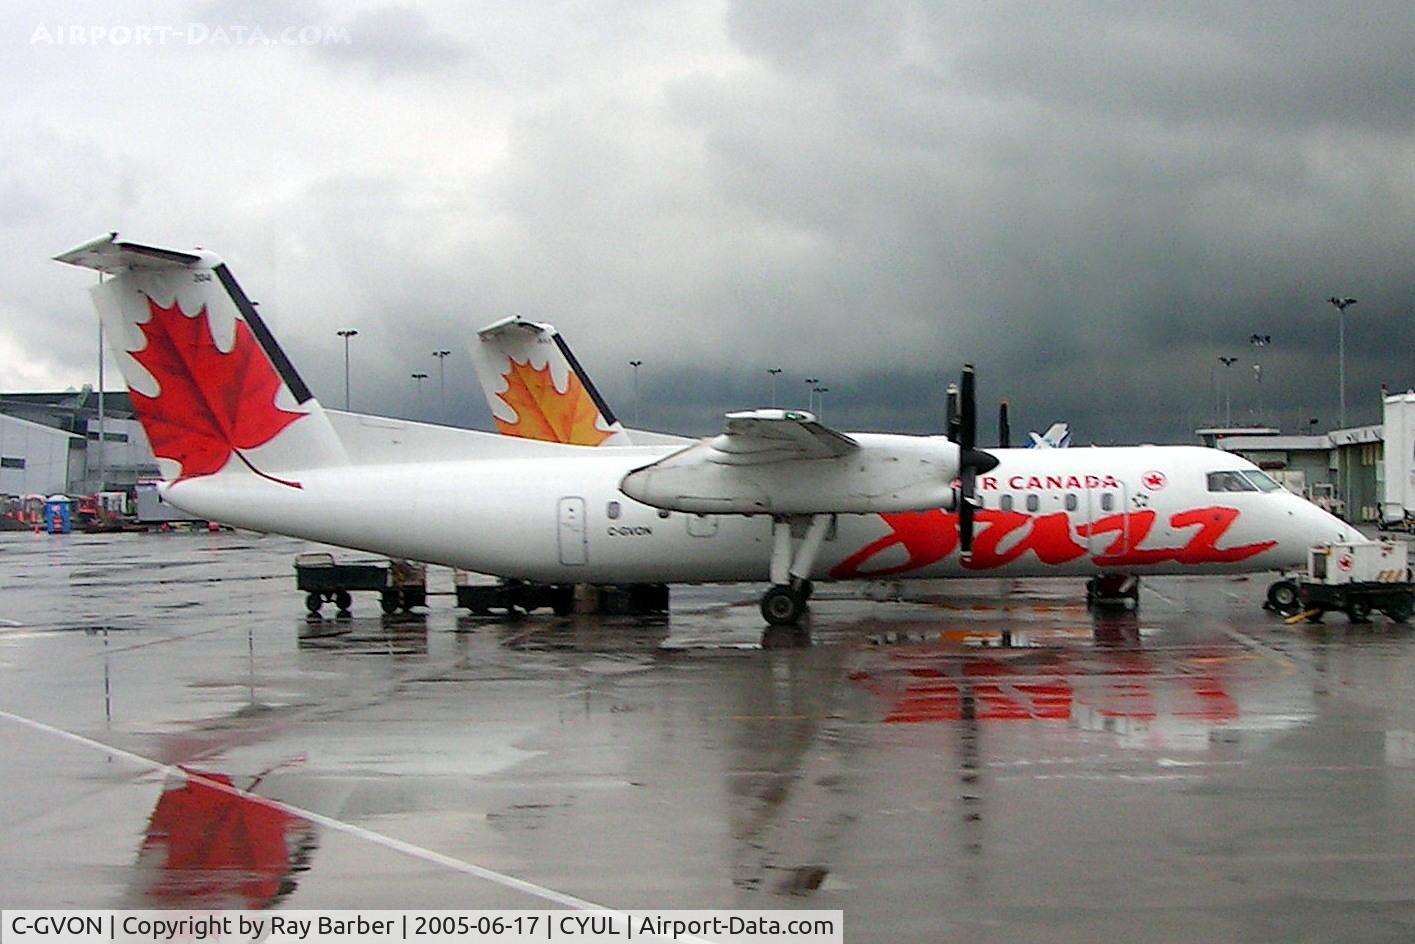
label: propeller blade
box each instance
[946,383,960,443]
[953,364,1000,559]
[999,400,1011,449]
[960,365,976,451]
[959,470,975,555]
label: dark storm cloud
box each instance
[942,1,1415,133]
[676,0,1415,437]
[4,1,1412,445]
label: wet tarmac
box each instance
[3,529,1415,941]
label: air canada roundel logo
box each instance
[1141,470,1167,491]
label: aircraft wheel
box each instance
[761,585,806,626]
[305,592,323,615]
[1266,580,1300,615]
[795,579,815,600]
[1346,597,1372,624]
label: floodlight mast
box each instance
[1326,296,1356,427]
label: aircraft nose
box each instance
[1301,500,1362,545]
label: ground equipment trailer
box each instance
[1268,541,1413,623]
[454,573,670,617]
[295,553,427,616]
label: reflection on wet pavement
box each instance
[133,767,318,909]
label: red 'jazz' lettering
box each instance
[1076,511,1173,566]
[962,511,1087,570]
[830,509,959,578]
[1171,507,1276,563]
[834,503,1276,577]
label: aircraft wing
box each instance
[708,410,858,465]
[621,411,958,515]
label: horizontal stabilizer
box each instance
[55,233,203,274]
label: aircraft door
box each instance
[1085,481,1129,557]
[558,496,588,565]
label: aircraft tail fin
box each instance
[1027,422,1072,449]
[472,315,633,446]
[55,233,348,487]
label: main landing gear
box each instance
[759,514,831,625]
[1086,574,1140,610]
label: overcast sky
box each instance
[5,1,1412,443]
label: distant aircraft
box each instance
[1028,422,1072,449]
[57,234,1360,626]
[470,315,685,447]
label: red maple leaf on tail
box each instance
[129,297,305,487]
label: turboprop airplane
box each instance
[1028,422,1072,449]
[57,233,1361,626]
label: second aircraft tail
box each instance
[471,315,632,446]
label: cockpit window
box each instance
[1243,470,1284,492]
[1207,470,1257,492]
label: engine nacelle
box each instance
[620,433,961,515]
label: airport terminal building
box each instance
[0,388,157,496]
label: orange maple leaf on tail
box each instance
[494,357,611,446]
[130,297,306,486]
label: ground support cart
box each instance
[454,575,669,617]
[1295,580,1413,624]
[295,553,427,616]
[1268,540,1413,624]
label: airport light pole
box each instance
[432,350,451,422]
[629,359,643,426]
[336,329,358,410]
[804,377,819,413]
[411,372,428,419]
[1249,334,1271,425]
[813,386,829,421]
[1327,296,1357,427]
[96,273,106,492]
[768,367,782,407]
[1218,356,1237,427]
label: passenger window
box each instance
[1000,495,1013,512]
[1065,493,1078,511]
[1207,471,1257,492]
[1101,493,1114,512]
[1025,494,1040,512]
[607,501,621,520]
[657,509,671,519]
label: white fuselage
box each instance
[165,436,1357,585]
